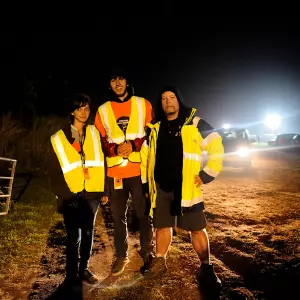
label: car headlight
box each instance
[236,147,249,157]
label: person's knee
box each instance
[67,235,81,247]
[112,212,127,224]
[83,229,94,238]
[156,227,172,234]
[190,228,206,236]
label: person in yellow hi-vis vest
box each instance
[95,68,154,276]
[143,86,224,296]
[48,94,108,289]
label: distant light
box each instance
[223,124,230,129]
[264,114,281,130]
[236,147,249,157]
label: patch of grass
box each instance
[0,178,62,279]
[47,221,66,247]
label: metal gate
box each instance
[0,157,17,216]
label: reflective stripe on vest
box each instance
[99,96,146,167]
[52,126,104,174]
[99,96,146,144]
[183,152,201,162]
[51,125,105,193]
[85,126,103,167]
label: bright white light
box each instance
[264,114,281,130]
[236,147,249,157]
[223,123,230,129]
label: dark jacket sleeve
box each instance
[129,137,146,152]
[101,136,118,157]
[47,145,75,212]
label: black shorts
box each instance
[153,184,207,231]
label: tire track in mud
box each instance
[210,240,300,300]
[206,204,300,300]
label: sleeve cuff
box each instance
[142,182,149,194]
[129,140,136,151]
[114,144,119,155]
[199,170,215,184]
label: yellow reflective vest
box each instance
[145,108,224,216]
[98,96,148,182]
[50,125,105,193]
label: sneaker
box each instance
[79,269,99,284]
[140,253,154,274]
[143,257,167,278]
[111,257,130,276]
[197,263,222,290]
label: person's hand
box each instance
[117,142,133,158]
[142,183,151,215]
[101,195,109,205]
[194,175,203,187]
[142,183,149,199]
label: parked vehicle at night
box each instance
[217,128,255,168]
[268,133,300,152]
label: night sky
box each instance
[3,17,300,134]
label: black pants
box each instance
[62,195,100,280]
[108,176,154,258]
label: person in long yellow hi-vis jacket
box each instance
[48,94,108,290]
[142,86,224,295]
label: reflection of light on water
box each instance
[121,159,128,167]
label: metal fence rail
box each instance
[0,157,17,216]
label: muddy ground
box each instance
[4,150,300,299]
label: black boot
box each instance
[140,252,154,274]
[79,268,99,284]
[143,257,167,278]
[62,274,80,290]
[197,263,222,291]
[65,264,79,287]
[111,256,130,276]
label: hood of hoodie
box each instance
[109,88,133,103]
[155,86,192,122]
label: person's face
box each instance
[110,76,127,97]
[161,91,179,117]
[72,103,90,123]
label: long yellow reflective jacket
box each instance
[50,125,105,193]
[98,96,148,182]
[145,108,224,216]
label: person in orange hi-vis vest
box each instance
[94,67,154,276]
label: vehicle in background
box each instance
[217,128,255,169]
[260,134,277,144]
[268,133,300,152]
[268,139,276,146]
